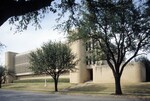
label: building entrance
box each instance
[88,69,93,81]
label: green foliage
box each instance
[0,65,6,88]
[0,66,5,78]
[61,0,150,95]
[29,41,77,91]
[8,0,79,33]
[67,0,150,72]
[0,65,14,86]
[29,41,77,76]
[9,7,52,33]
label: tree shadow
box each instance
[123,83,150,96]
[67,84,107,93]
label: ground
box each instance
[0,89,149,101]
[1,81,150,100]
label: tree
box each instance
[65,0,150,95]
[0,41,6,87]
[1,0,150,31]
[29,41,77,92]
[0,65,6,88]
[0,0,77,32]
[0,0,52,26]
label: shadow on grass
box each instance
[68,84,107,92]
[9,85,27,89]
[2,84,27,90]
[123,83,150,96]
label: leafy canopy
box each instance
[0,66,5,78]
[29,41,76,78]
[61,0,150,95]
[67,0,150,68]
[0,65,6,88]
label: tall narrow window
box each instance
[86,43,88,51]
[89,56,92,65]
[93,55,96,65]
[89,41,91,51]
[86,56,88,65]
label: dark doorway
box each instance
[88,69,93,81]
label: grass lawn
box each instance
[67,83,150,97]
[1,81,150,99]
[2,82,73,93]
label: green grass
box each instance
[67,83,114,94]
[66,83,150,99]
[2,82,72,93]
[2,81,150,98]
[123,83,150,96]
[2,78,71,93]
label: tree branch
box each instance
[0,0,54,26]
[120,39,142,76]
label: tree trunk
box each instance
[114,75,122,95]
[54,78,58,92]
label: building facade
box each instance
[5,40,146,83]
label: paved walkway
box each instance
[0,90,149,101]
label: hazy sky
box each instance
[0,12,67,65]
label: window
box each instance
[86,56,88,65]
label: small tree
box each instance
[29,41,77,92]
[0,65,6,88]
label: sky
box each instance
[0,0,149,65]
[0,12,67,65]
